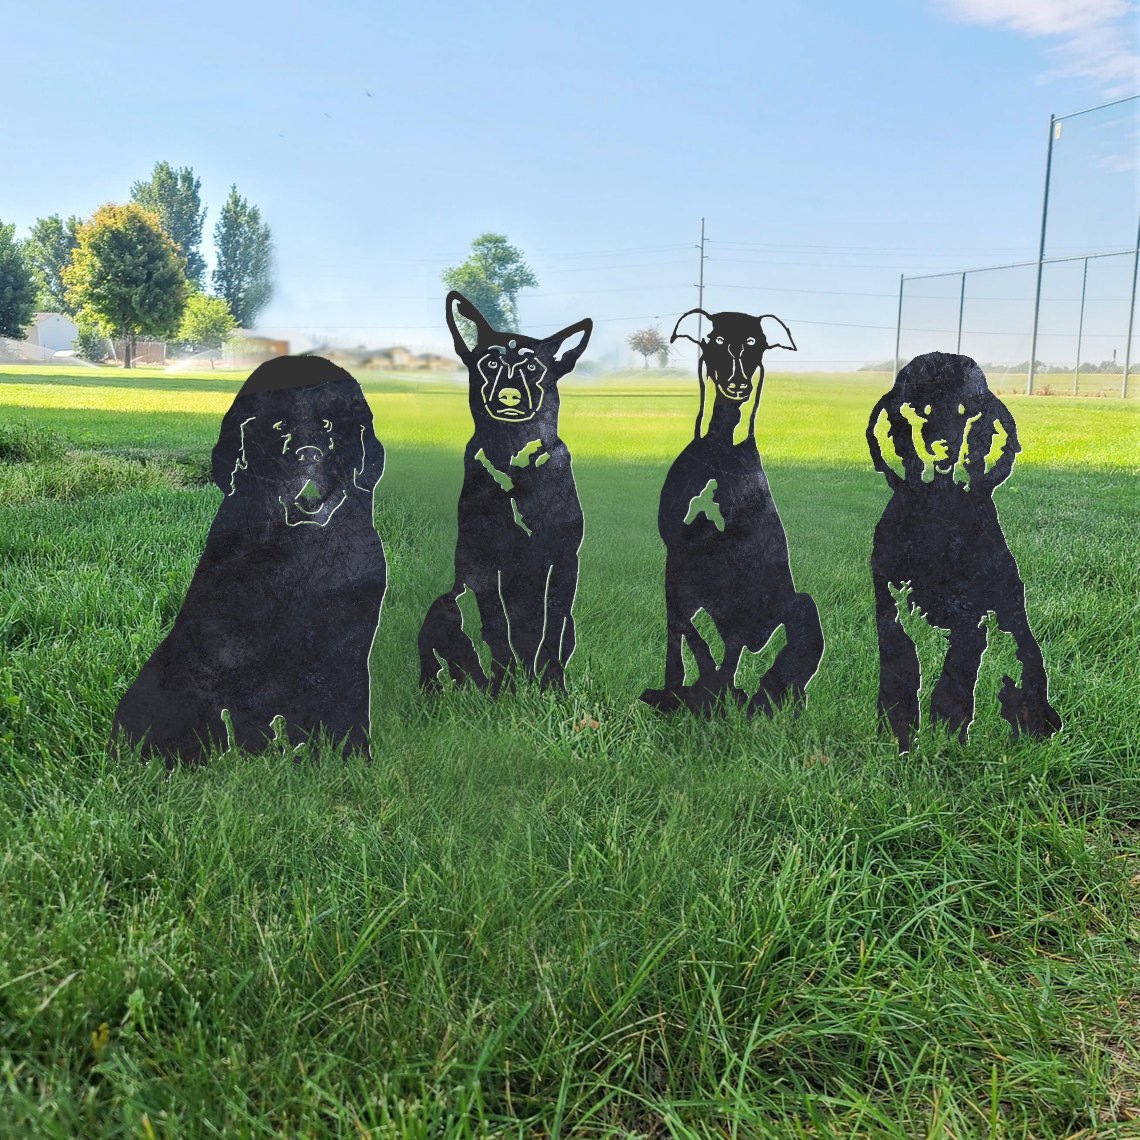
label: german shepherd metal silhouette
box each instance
[867,352,1061,752]
[418,291,592,694]
[641,308,824,717]
[112,355,387,765]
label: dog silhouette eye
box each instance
[322,419,332,430]
[527,363,536,371]
[746,337,756,346]
[924,405,932,415]
[273,421,285,431]
[486,359,499,370]
[714,336,724,345]
[958,404,965,415]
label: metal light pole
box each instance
[1074,257,1088,396]
[1123,210,1140,399]
[695,217,707,342]
[1027,114,1056,395]
[956,271,967,354]
[894,273,904,377]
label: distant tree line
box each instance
[0,162,274,367]
[859,358,1127,375]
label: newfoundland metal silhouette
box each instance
[641,308,824,717]
[419,291,592,693]
[112,356,387,764]
[867,352,1061,752]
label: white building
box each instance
[25,312,80,354]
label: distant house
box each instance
[25,312,79,354]
[355,346,458,372]
[0,313,82,362]
[224,330,290,367]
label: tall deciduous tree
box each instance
[627,326,668,368]
[24,214,81,313]
[64,204,189,368]
[174,291,237,362]
[212,186,273,328]
[130,162,207,287]
[0,221,38,339]
[441,233,538,335]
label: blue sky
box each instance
[3,0,1137,369]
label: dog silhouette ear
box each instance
[758,314,796,352]
[212,407,255,495]
[543,318,592,376]
[866,395,904,491]
[445,291,494,359]
[971,397,1020,493]
[671,308,711,346]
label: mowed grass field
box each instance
[0,363,1137,1137]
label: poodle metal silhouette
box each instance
[640,308,824,716]
[418,291,592,693]
[112,356,387,764]
[867,352,1061,752]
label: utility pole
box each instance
[695,217,707,342]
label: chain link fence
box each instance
[895,97,1139,396]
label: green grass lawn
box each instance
[1,364,1138,1137]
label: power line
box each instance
[705,282,896,298]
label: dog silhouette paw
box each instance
[998,675,1062,740]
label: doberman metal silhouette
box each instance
[867,352,1061,752]
[419,291,591,693]
[112,356,387,764]
[641,308,824,716]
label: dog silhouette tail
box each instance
[418,591,490,691]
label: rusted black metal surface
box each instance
[112,356,387,764]
[641,308,823,717]
[418,291,591,693]
[867,351,1061,752]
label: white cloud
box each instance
[939,0,1139,93]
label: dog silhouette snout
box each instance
[498,387,522,407]
[295,444,324,462]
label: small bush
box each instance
[0,421,68,463]
[0,452,189,503]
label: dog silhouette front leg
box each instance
[534,560,578,691]
[418,592,489,691]
[929,621,987,741]
[641,601,715,713]
[874,577,920,752]
[995,598,1062,740]
[475,576,516,695]
[748,593,823,719]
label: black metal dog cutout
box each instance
[418,291,591,693]
[641,309,824,717]
[867,352,1061,752]
[112,355,387,764]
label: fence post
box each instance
[1028,114,1056,396]
[1074,257,1088,396]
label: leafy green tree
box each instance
[23,214,81,313]
[64,204,189,368]
[441,233,538,334]
[174,291,237,361]
[131,162,207,287]
[0,221,38,339]
[212,186,273,327]
[74,315,110,362]
[627,326,667,368]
